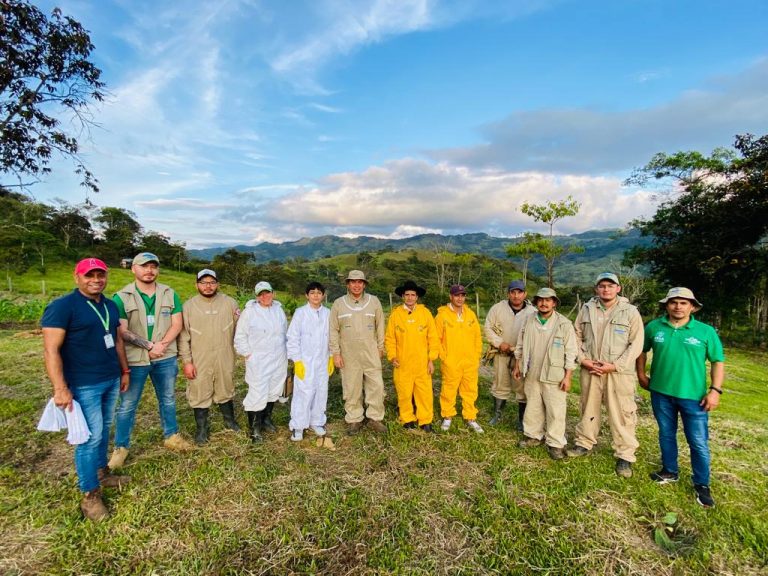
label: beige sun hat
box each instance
[659,287,703,308]
[345,270,368,283]
[532,287,560,306]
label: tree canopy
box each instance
[1,0,105,194]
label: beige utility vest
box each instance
[117,282,178,366]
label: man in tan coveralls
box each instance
[484,280,536,429]
[330,270,387,435]
[178,269,241,445]
[567,273,644,478]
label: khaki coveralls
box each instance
[572,297,644,462]
[178,293,239,409]
[484,300,535,401]
[329,293,386,424]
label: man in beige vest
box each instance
[178,269,241,444]
[330,270,386,435]
[484,280,535,429]
[108,252,192,469]
[567,273,644,478]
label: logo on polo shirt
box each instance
[654,331,665,343]
[684,336,702,347]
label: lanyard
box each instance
[86,299,110,333]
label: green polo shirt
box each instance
[113,287,182,340]
[643,315,725,401]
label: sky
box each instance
[24,0,768,249]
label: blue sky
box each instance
[27,0,768,248]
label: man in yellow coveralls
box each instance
[330,270,387,435]
[178,269,241,445]
[435,284,484,433]
[385,280,439,432]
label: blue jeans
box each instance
[651,390,710,486]
[113,357,179,448]
[71,378,120,492]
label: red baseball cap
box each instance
[74,258,108,275]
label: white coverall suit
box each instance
[234,299,288,412]
[287,303,331,432]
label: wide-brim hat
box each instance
[345,270,368,283]
[532,287,560,306]
[659,287,703,308]
[395,280,426,297]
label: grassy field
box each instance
[1,324,766,575]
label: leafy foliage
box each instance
[1,0,105,193]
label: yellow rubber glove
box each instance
[327,356,335,376]
[294,360,306,381]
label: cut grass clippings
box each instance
[1,331,767,575]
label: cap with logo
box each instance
[197,269,217,281]
[133,252,160,266]
[449,284,467,296]
[74,258,108,275]
[254,281,273,295]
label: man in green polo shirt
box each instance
[636,287,725,508]
[108,252,192,470]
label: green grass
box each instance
[0,331,766,575]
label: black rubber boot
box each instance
[193,408,209,445]
[517,402,527,432]
[489,398,506,426]
[262,402,277,433]
[219,400,241,432]
[248,410,263,443]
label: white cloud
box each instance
[135,198,235,210]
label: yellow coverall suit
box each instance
[329,293,386,424]
[385,303,439,426]
[435,303,482,420]
[178,293,239,409]
[572,296,644,461]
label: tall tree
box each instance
[626,133,768,329]
[519,195,583,287]
[1,0,105,194]
[506,232,548,285]
[94,207,141,263]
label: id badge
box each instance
[147,314,155,327]
[104,334,115,349]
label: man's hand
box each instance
[53,386,73,411]
[183,362,197,380]
[120,373,130,392]
[333,354,344,369]
[559,378,572,392]
[499,342,511,354]
[637,372,650,390]
[149,341,168,359]
[427,360,434,375]
[391,358,400,368]
[586,360,616,376]
[512,367,521,381]
[700,389,721,412]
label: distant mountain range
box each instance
[189,229,650,285]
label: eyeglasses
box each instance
[198,281,218,286]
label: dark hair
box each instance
[305,281,326,295]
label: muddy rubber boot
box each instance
[517,402,527,432]
[249,410,264,443]
[194,408,210,445]
[219,400,240,432]
[489,398,506,426]
[262,402,277,433]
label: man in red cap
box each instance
[41,258,131,521]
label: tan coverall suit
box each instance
[572,296,644,462]
[484,300,535,401]
[330,293,386,424]
[178,293,239,409]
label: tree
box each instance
[519,195,583,287]
[1,1,105,194]
[506,232,548,285]
[49,199,94,251]
[94,207,141,262]
[627,133,768,330]
[212,249,257,296]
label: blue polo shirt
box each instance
[41,289,122,387]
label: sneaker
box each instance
[80,488,109,522]
[566,445,591,458]
[368,419,387,433]
[420,424,433,433]
[347,421,364,436]
[291,429,303,442]
[615,459,633,478]
[403,421,417,430]
[107,447,129,470]
[277,396,290,404]
[466,420,484,434]
[547,446,566,460]
[163,433,194,452]
[440,418,452,431]
[694,484,715,508]
[649,469,679,484]
[518,436,544,448]
[310,425,326,437]
[98,467,131,489]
